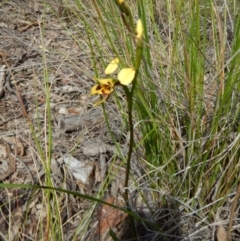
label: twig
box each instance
[227,183,240,241]
[4,53,39,121]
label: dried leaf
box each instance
[18,20,39,32]
[0,65,6,98]
[10,207,23,241]
[51,158,63,185]
[64,155,92,182]
[216,225,227,241]
[0,142,7,158]
[2,136,24,156]
[64,155,100,193]
[0,141,15,180]
[98,197,128,235]
[99,153,106,182]
[83,140,106,156]
[57,111,103,132]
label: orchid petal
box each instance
[104,58,119,75]
[90,78,115,96]
[94,95,109,106]
[136,19,143,40]
[90,85,103,95]
[97,78,115,87]
[118,68,135,85]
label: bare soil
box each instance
[0,1,144,240]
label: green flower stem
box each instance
[126,10,135,34]
[123,43,143,202]
[115,0,135,33]
[122,84,138,240]
[131,43,143,95]
[122,85,133,202]
[122,44,143,240]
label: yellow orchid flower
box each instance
[90,78,116,105]
[92,95,109,105]
[90,78,115,95]
[136,19,143,39]
[90,58,136,106]
[136,19,144,47]
[118,68,135,85]
[104,58,119,75]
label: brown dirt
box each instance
[0,1,145,240]
[0,0,99,238]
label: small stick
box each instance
[227,183,240,241]
[12,82,29,119]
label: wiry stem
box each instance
[123,86,134,202]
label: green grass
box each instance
[1,0,239,240]
[65,0,240,238]
[86,0,239,228]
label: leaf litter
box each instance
[0,1,143,240]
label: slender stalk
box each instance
[227,183,240,241]
[123,34,143,202]
[123,86,133,202]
